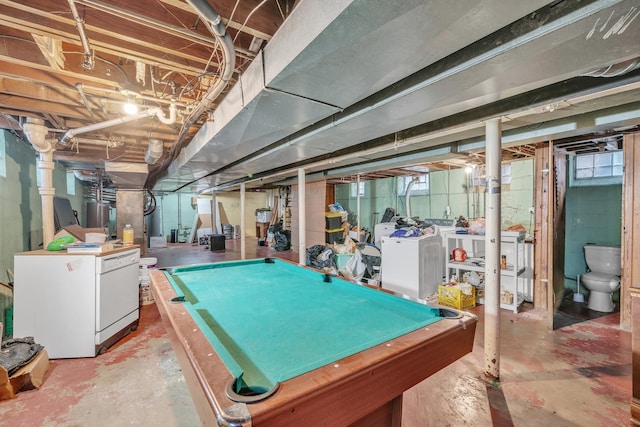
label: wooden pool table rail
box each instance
[151,268,477,427]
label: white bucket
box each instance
[139,257,158,283]
[139,284,155,306]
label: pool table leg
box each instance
[348,395,402,427]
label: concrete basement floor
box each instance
[0,239,632,426]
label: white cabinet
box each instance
[445,231,526,313]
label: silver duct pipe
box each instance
[146,0,236,188]
[60,104,176,144]
[405,176,419,218]
[179,0,236,137]
[145,138,164,164]
[73,170,101,182]
[67,0,94,70]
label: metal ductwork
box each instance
[145,138,164,164]
[582,57,640,78]
[105,161,149,190]
[146,0,235,188]
[152,0,640,193]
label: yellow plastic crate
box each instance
[438,285,476,310]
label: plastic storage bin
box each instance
[325,213,344,230]
[438,285,476,310]
[325,228,344,244]
[256,209,272,223]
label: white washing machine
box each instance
[380,228,443,299]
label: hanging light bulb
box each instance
[465,164,474,174]
[124,96,138,115]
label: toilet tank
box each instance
[584,244,621,276]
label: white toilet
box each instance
[581,244,621,312]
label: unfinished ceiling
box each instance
[0,0,293,183]
[1,0,640,194]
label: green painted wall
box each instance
[564,184,622,280]
[335,159,535,237]
[0,130,84,280]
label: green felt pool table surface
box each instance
[152,258,477,427]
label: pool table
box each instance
[151,258,477,427]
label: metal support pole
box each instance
[298,168,306,265]
[484,117,502,381]
[240,183,246,260]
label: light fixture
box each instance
[465,164,474,174]
[124,97,138,115]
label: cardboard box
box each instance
[438,285,476,310]
[54,225,108,243]
[0,349,49,400]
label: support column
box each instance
[298,168,306,265]
[240,183,246,260]
[210,191,218,235]
[484,118,502,381]
[356,174,361,239]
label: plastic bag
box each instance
[469,217,486,235]
[343,250,366,281]
[306,245,334,269]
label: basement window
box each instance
[570,150,623,186]
[66,171,76,195]
[350,181,365,197]
[398,174,429,196]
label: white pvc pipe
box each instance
[38,150,56,246]
[298,168,306,265]
[60,108,157,143]
[484,117,502,381]
[22,118,56,246]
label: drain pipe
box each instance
[22,118,57,246]
[60,103,177,144]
